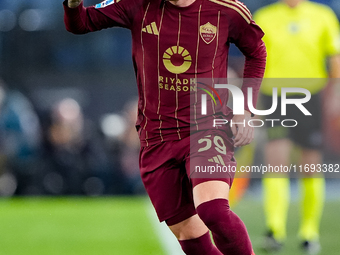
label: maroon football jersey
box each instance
[64,0,266,146]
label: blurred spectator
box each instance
[118,98,145,194]
[42,98,114,196]
[0,78,42,195]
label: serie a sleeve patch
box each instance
[95,0,116,8]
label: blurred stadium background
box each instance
[0,0,339,254]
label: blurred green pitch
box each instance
[0,196,339,255]
[0,197,164,255]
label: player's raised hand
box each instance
[230,110,254,147]
[68,0,82,8]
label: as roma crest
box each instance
[200,22,217,44]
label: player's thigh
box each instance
[140,140,196,224]
[265,138,292,166]
[262,94,291,142]
[290,94,323,150]
[188,129,235,207]
[193,180,230,207]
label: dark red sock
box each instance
[179,231,222,255]
[196,198,253,255]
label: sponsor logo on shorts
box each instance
[208,155,226,166]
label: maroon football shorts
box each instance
[139,129,236,224]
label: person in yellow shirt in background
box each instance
[254,0,340,254]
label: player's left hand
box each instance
[230,110,254,147]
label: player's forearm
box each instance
[63,0,90,34]
[64,0,120,34]
[243,40,266,79]
[242,40,267,112]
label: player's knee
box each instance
[167,214,209,240]
[196,198,230,228]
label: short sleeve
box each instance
[322,7,340,56]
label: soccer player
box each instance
[64,0,266,254]
[254,0,340,253]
